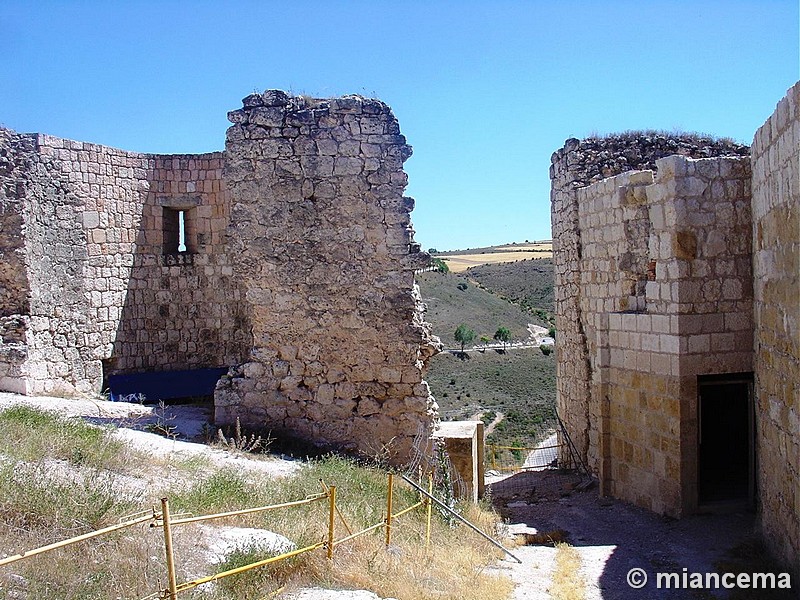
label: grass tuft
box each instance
[550,543,586,600]
[0,405,126,470]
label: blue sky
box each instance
[2,1,797,251]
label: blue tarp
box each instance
[107,367,229,403]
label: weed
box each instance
[0,405,127,470]
[214,542,285,596]
[215,417,273,454]
[144,400,178,438]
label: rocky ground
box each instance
[489,469,792,599]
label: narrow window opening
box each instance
[178,210,187,252]
[163,207,193,254]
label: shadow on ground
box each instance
[490,470,794,599]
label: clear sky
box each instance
[2,1,797,251]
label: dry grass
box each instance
[0,407,514,600]
[549,543,586,600]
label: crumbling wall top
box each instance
[551,132,750,189]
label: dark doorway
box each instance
[698,374,754,505]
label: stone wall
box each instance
[0,133,249,396]
[215,91,439,461]
[550,135,749,470]
[551,135,753,516]
[0,89,438,463]
[751,82,800,570]
[552,85,800,569]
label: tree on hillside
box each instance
[431,257,449,273]
[494,326,511,353]
[454,324,476,357]
[479,335,491,352]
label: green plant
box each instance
[454,323,476,356]
[540,344,553,356]
[493,326,511,352]
[0,405,125,469]
[144,400,178,439]
[431,257,449,273]
[215,542,285,596]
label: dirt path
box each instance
[471,410,505,437]
[489,470,777,599]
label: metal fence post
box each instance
[425,474,433,547]
[385,473,394,547]
[327,486,336,560]
[161,498,178,600]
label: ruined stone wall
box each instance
[0,89,437,463]
[107,153,248,375]
[751,82,800,570]
[215,91,439,461]
[0,133,249,395]
[550,135,749,474]
[0,130,37,393]
[551,135,752,516]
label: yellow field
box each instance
[440,243,552,272]
[493,243,552,252]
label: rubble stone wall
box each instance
[215,91,439,461]
[751,82,800,570]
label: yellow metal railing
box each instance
[486,441,563,473]
[0,472,444,599]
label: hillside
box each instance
[416,264,556,449]
[465,258,554,314]
[426,350,556,447]
[416,270,547,346]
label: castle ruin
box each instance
[0,90,440,461]
[552,82,799,571]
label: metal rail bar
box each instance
[400,474,522,564]
[161,498,178,600]
[390,500,424,520]
[331,521,386,547]
[0,512,155,567]
[174,542,325,593]
[152,493,328,527]
[320,479,352,535]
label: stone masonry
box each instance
[751,82,800,570]
[215,91,439,460]
[551,83,799,571]
[0,90,439,463]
